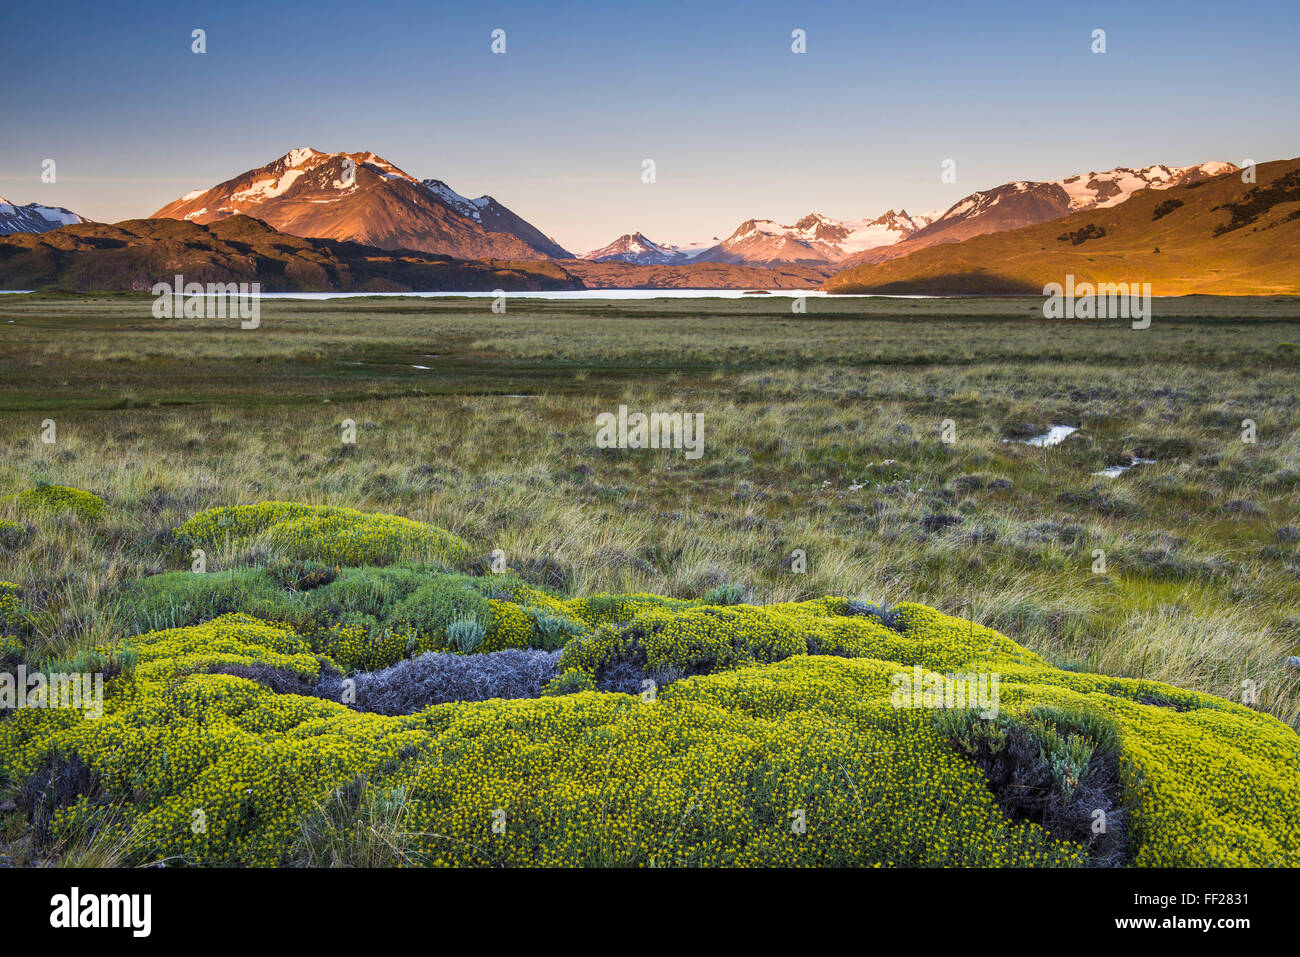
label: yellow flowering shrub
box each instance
[0,518,30,547]
[0,637,21,666]
[15,484,106,521]
[0,582,26,664]
[0,581,22,630]
[3,599,1298,867]
[563,592,694,626]
[178,502,472,567]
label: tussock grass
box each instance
[1,295,1297,727]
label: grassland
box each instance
[1,292,1299,864]
[1,293,1298,707]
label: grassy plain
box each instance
[1,291,1298,731]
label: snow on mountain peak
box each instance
[283,147,322,169]
[1053,161,1238,211]
[700,206,937,263]
[582,231,687,264]
[0,198,87,235]
[421,179,487,222]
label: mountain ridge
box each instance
[152,148,571,261]
[839,161,1237,269]
[0,215,828,292]
[0,198,88,236]
[824,157,1300,296]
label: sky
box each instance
[2,0,1298,254]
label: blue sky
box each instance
[2,0,1297,253]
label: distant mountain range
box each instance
[581,211,934,267]
[0,198,87,235]
[7,150,1293,294]
[825,158,1299,296]
[151,148,572,260]
[577,164,1235,269]
[0,214,829,292]
[687,209,936,266]
[837,161,1238,269]
[582,232,707,265]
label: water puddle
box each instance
[1093,457,1156,478]
[1005,425,1078,447]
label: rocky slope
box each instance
[152,148,570,260]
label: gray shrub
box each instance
[313,648,562,715]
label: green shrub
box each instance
[178,502,471,567]
[0,581,26,635]
[392,578,493,638]
[702,582,748,606]
[125,569,298,634]
[0,519,32,550]
[522,606,588,651]
[267,558,339,591]
[541,668,596,696]
[313,566,429,620]
[446,618,486,654]
[16,484,106,521]
[0,635,24,668]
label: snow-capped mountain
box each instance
[0,198,87,235]
[152,148,570,259]
[825,157,1296,296]
[1056,162,1237,211]
[691,209,935,266]
[582,232,714,264]
[683,161,1231,268]
[841,161,1238,268]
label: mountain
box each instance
[0,215,581,292]
[824,157,1299,296]
[151,148,571,260]
[0,198,87,235]
[691,209,935,266]
[582,232,702,265]
[839,161,1237,269]
[0,215,828,292]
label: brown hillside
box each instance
[825,158,1300,295]
[0,216,832,292]
[0,216,581,292]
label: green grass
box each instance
[1,292,1298,730]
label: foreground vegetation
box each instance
[1,293,1297,865]
[3,502,1297,867]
